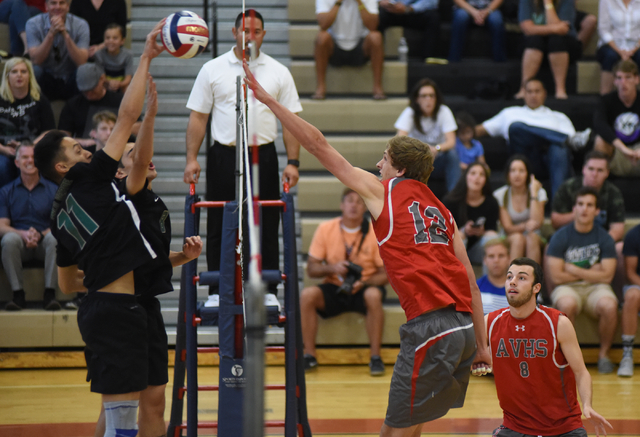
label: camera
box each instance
[336,262,363,295]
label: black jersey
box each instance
[118,177,173,297]
[51,150,157,291]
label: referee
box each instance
[183,9,302,300]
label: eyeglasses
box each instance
[418,93,435,99]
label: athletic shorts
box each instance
[384,307,476,428]
[550,281,618,318]
[493,424,587,437]
[317,283,386,318]
[609,142,640,177]
[78,292,149,395]
[329,39,368,67]
[138,295,169,387]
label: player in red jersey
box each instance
[487,257,612,437]
[243,62,491,437]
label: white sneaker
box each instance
[264,293,282,312]
[204,294,219,308]
[618,356,634,377]
[567,128,591,151]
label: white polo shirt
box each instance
[482,105,576,141]
[316,0,378,51]
[186,47,303,146]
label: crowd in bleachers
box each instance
[0,0,131,310]
[0,0,637,376]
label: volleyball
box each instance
[161,11,209,59]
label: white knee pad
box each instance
[103,400,139,437]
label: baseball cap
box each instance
[76,63,104,92]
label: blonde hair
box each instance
[386,136,434,185]
[92,110,117,129]
[0,58,41,103]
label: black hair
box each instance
[34,130,67,184]
[408,78,444,132]
[455,111,476,132]
[583,150,610,168]
[444,162,492,224]
[235,9,264,30]
[509,257,544,290]
[574,185,599,206]
[105,23,125,38]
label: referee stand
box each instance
[167,183,313,437]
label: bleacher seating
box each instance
[1,0,638,367]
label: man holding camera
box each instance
[301,188,388,375]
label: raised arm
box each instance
[453,224,492,375]
[103,20,164,162]
[557,315,613,436]
[126,76,158,196]
[243,61,384,216]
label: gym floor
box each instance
[0,364,638,436]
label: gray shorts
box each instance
[384,307,476,428]
[492,424,588,437]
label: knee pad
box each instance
[103,400,139,437]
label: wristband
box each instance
[358,3,365,10]
[335,1,342,6]
[544,3,554,10]
[287,159,300,167]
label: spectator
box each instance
[183,10,302,301]
[575,9,597,52]
[593,59,640,176]
[0,57,55,189]
[313,0,385,100]
[395,78,460,192]
[455,111,485,170]
[448,0,506,62]
[545,186,618,374]
[0,143,58,310]
[26,0,89,101]
[516,0,581,99]
[301,188,388,375]
[596,0,640,94]
[377,0,439,59]
[493,155,547,263]
[0,0,33,56]
[93,23,133,93]
[444,162,499,265]
[552,151,624,243]
[89,110,116,153]
[69,0,127,58]
[620,223,640,377]
[477,238,509,314]
[58,63,139,148]
[475,79,590,196]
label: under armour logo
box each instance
[515,325,525,331]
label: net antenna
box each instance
[241,7,267,437]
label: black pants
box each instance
[205,141,280,294]
[378,8,440,58]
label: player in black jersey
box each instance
[33,21,165,437]
[91,74,202,437]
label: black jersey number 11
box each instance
[57,194,99,250]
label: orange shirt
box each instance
[308,217,384,286]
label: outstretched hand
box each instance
[243,60,272,105]
[583,406,613,437]
[146,75,158,117]
[143,20,166,59]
